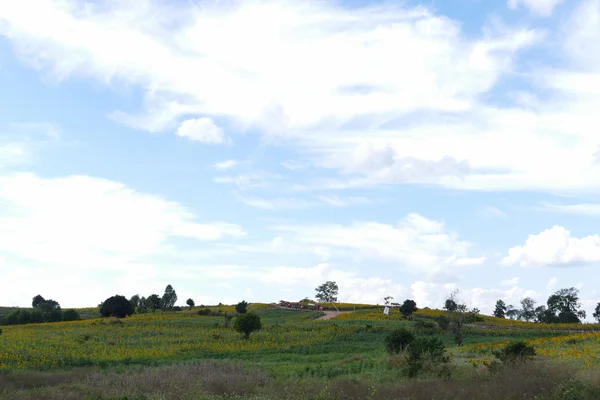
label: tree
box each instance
[137,296,147,313]
[506,304,520,320]
[32,295,46,308]
[100,295,134,318]
[161,284,178,310]
[400,299,418,317]
[129,295,141,312]
[62,309,81,321]
[593,303,600,323]
[146,294,161,312]
[233,312,262,339]
[236,300,248,314]
[385,328,414,354]
[546,287,586,323]
[443,298,458,312]
[519,297,537,322]
[186,298,195,310]
[444,290,478,346]
[315,281,339,313]
[493,299,507,318]
[383,296,394,306]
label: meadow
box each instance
[1,304,600,399]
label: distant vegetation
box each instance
[1,282,600,399]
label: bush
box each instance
[385,328,415,354]
[233,312,262,339]
[406,337,450,378]
[100,295,134,318]
[236,301,248,314]
[552,379,600,400]
[436,315,450,331]
[172,306,182,312]
[62,309,81,321]
[492,341,536,365]
[414,319,437,334]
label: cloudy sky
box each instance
[1,0,600,318]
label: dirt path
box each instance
[317,311,352,320]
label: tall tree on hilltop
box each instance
[161,285,178,310]
[315,281,339,313]
[493,299,507,318]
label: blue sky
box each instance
[1,0,600,319]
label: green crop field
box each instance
[1,304,600,399]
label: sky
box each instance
[1,0,600,319]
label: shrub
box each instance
[552,379,600,400]
[198,308,213,316]
[62,309,81,321]
[385,328,415,354]
[406,337,450,378]
[236,301,248,314]
[414,319,437,334]
[233,312,262,339]
[436,315,450,331]
[492,340,536,365]
[100,295,134,318]
[172,306,182,312]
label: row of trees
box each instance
[0,295,80,326]
[492,287,600,323]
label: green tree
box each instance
[233,312,262,339]
[146,294,161,312]
[186,298,195,310]
[161,284,178,310]
[137,296,147,313]
[32,294,46,308]
[129,295,141,312]
[519,297,537,322]
[235,300,248,314]
[546,287,586,323]
[593,303,600,323]
[100,295,134,318]
[315,281,339,313]
[385,328,414,354]
[62,309,81,321]
[493,299,507,318]
[506,304,520,320]
[400,299,418,317]
[444,290,478,346]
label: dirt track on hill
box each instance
[317,311,352,320]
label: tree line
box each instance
[492,287,600,324]
[0,295,81,325]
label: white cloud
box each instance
[175,118,228,144]
[540,201,600,216]
[507,0,565,16]
[501,277,520,286]
[0,172,245,271]
[481,206,507,218]
[270,213,483,270]
[502,226,600,267]
[546,276,558,291]
[214,159,238,169]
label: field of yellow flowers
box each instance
[0,308,356,370]
[2,304,600,374]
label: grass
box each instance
[1,303,600,399]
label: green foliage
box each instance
[233,312,262,339]
[492,340,536,365]
[551,379,600,400]
[186,298,195,310]
[315,281,338,303]
[129,295,141,311]
[62,309,81,321]
[405,337,450,378]
[31,294,46,308]
[197,308,225,317]
[594,302,600,323]
[399,299,418,316]
[100,295,134,318]
[493,299,506,318]
[384,328,414,354]
[145,294,161,312]
[436,315,450,331]
[236,300,248,314]
[414,319,437,334]
[160,284,177,310]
